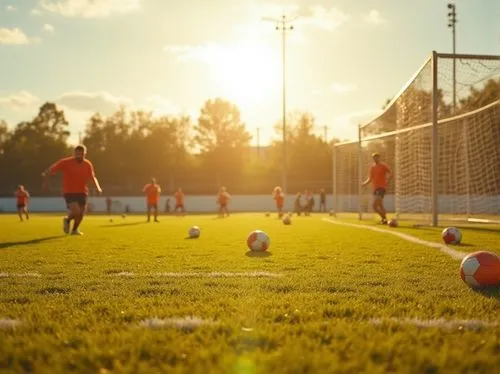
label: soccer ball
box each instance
[282,216,291,225]
[188,226,201,239]
[442,227,462,244]
[247,230,270,252]
[388,219,398,227]
[460,251,500,288]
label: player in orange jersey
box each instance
[14,185,30,222]
[174,187,186,216]
[42,145,103,235]
[143,178,161,222]
[272,186,285,218]
[362,152,392,224]
[217,186,231,218]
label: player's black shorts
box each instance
[147,203,158,209]
[373,188,386,198]
[64,193,87,208]
[16,204,26,209]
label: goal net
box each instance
[333,52,500,225]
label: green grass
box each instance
[0,213,499,373]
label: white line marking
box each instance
[323,218,467,260]
[140,317,218,330]
[0,319,22,329]
[370,317,497,330]
[0,272,42,278]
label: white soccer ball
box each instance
[442,227,462,244]
[188,226,201,239]
[283,215,291,225]
[246,230,270,252]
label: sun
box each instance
[212,43,280,109]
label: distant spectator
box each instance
[319,189,326,212]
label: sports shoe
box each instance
[381,218,388,225]
[63,218,70,234]
[71,230,83,236]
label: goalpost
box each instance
[333,51,500,226]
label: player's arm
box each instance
[385,165,392,184]
[88,164,102,194]
[362,174,372,187]
[41,161,62,190]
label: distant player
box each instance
[42,145,103,235]
[319,188,326,212]
[143,178,161,222]
[105,196,112,216]
[294,192,302,216]
[217,187,231,218]
[362,152,391,224]
[14,185,30,222]
[174,188,186,215]
[273,186,285,217]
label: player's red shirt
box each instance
[370,162,391,191]
[143,184,161,204]
[15,190,29,205]
[49,157,95,195]
[174,191,184,205]
[218,192,229,205]
[274,192,284,208]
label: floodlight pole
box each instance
[448,3,457,113]
[264,14,294,194]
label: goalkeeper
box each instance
[362,153,391,224]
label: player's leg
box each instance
[67,202,82,234]
[378,190,387,222]
[71,195,87,234]
[24,206,29,220]
[17,206,23,222]
[153,204,159,222]
[146,204,151,222]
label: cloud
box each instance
[36,0,141,18]
[43,24,55,33]
[363,10,387,25]
[0,28,31,45]
[56,91,133,114]
[297,5,350,31]
[329,82,357,95]
[0,91,40,110]
[6,5,17,11]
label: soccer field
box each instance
[1,214,499,373]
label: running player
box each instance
[362,152,391,224]
[14,185,30,222]
[273,186,285,218]
[143,178,161,222]
[42,145,102,235]
[217,187,230,218]
[174,188,186,215]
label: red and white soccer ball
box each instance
[188,226,201,239]
[388,219,398,227]
[247,230,270,252]
[282,215,291,225]
[442,227,462,244]
[460,251,500,288]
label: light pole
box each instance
[263,14,294,193]
[447,3,457,112]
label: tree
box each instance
[194,98,252,187]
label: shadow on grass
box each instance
[0,235,65,249]
[99,222,148,228]
[473,286,500,300]
[245,251,272,258]
[184,237,200,240]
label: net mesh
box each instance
[333,53,500,224]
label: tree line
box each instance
[0,99,336,196]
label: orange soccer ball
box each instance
[460,251,500,288]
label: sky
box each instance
[0,0,499,146]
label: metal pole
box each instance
[357,124,363,221]
[263,14,294,194]
[332,144,337,215]
[448,3,457,113]
[431,51,439,227]
[282,15,287,194]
